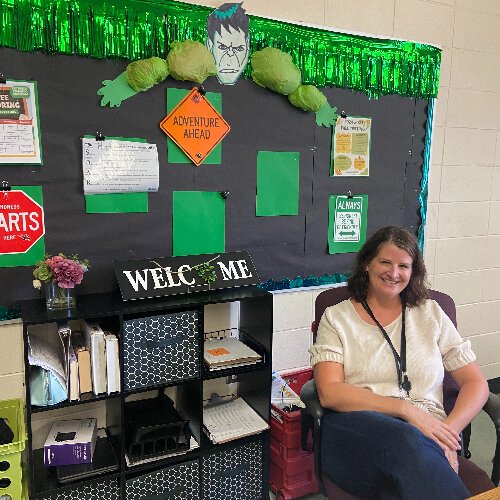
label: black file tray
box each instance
[125,393,191,463]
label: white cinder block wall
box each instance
[1,0,500,401]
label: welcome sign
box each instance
[114,251,259,300]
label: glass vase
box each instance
[45,282,76,310]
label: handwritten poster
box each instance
[82,137,159,194]
[0,80,42,164]
[331,116,371,177]
[328,194,368,254]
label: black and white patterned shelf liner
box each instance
[35,477,120,499]
[126,459,199,499]
[202,438,263,500]
[122,311,199,390]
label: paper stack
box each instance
[203,397,269,444]
[203,337,261,370]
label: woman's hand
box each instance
[443,446,459,474]
[402,402,461,452]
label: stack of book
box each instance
[203,333,262,371]
[60,320,121,402]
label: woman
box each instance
[310,226,489,499]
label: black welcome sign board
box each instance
[114,251,259,300]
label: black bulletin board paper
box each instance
[0,47,427,307]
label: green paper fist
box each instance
[97,72,138,107]
[315,102,339,127]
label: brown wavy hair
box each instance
[347,226,428,307]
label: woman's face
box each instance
[365,242,413,301]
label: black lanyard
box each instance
[361,300,412,397]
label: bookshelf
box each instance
[20,286,273,499]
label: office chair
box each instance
[300,286,500,498]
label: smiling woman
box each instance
[309,226,490,499]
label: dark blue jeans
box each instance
[321,411,471,500]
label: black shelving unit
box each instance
[20,286,273,499]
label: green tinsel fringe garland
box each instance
[0,0,441,99]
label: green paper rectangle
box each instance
[328,194,368,254]
[256,151,300,216]
[166,88,222,164]
[0,185,45,267]
[85,192,148,213]
[173,191,225,256]
[83,135,149,213]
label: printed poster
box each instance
[82,137,159,194]
[0,80,42,165]
[331,116,371,176]
[328,194,368,254]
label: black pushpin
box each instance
[95,131,105,141]
[0,181,10,191]
[347,190,353,199]
[220,191,229,199]
[0,74,6,84]
[196,85,206,96]
[341,110,347,118]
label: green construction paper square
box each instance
[173,191,225,256]
[0,185,45,267]
[328,194,368,254]
[85,192,148,213]
[256,151,300,216]
[166,88,222,164]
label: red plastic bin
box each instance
[269,368,318,499]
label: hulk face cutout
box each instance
[206,3,250,86]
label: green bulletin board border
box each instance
[0,0,441,99]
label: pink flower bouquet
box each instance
[33,253,90,290]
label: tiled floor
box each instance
[269,407,498,499]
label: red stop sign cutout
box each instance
[0,190,45,254]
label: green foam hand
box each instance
[315,101,339,127]
[97,72,138,107]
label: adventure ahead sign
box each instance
[160,87,230,166]
[114,251,258,300]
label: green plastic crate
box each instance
[0,399,26,500]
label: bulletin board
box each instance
[0,44,430,307]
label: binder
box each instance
[83,321,107,395]
[68,345,80,401]
[104,333,120,394]
[203,397,269,444]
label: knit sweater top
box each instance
[309,298,476,420]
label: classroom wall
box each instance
[173,0,500,379]
[1,0,499,402]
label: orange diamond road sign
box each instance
[160,87,230,166]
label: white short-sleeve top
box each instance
[309,298,476,420]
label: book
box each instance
[44,418,97,466]
[56,428,119,484]
[83,321,107,395]
[68,345,80,401]
[72,332,92,394]
[104,333,120,394]
[203,397,269,444]
[203,337,261,369]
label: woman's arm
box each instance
[314,360,462,451]
[445,362,489,434]
[314,361,407,416]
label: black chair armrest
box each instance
[483,392,500,430]
[300,378,327,494]
[300,379,325,421]
[483,392,500,486]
